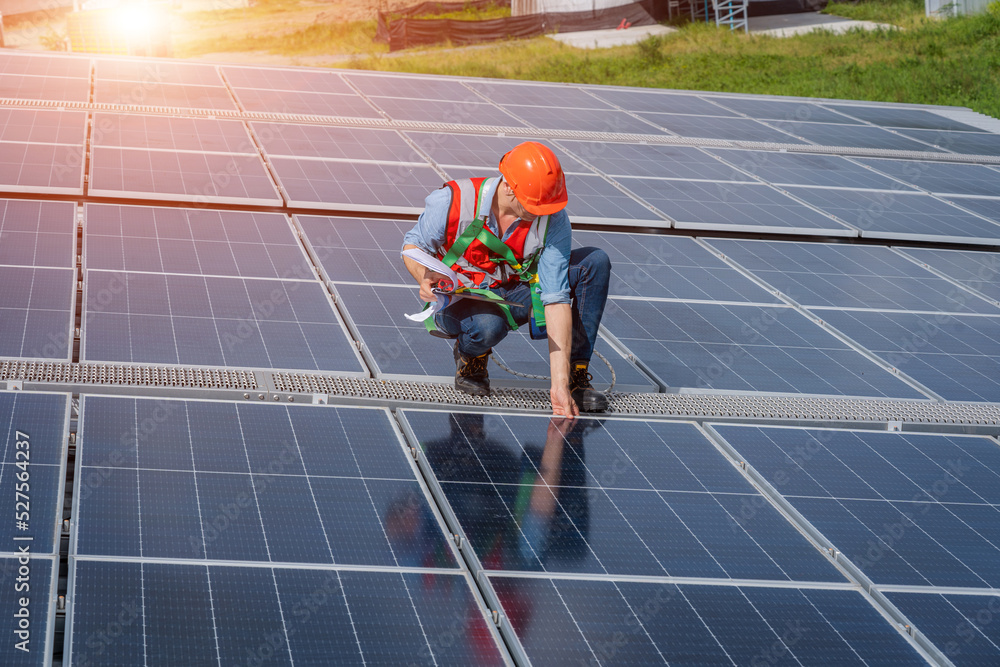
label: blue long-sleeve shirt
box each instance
[402,177,572,305]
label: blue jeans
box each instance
[436,247,611,362]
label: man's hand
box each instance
[550,383,579,418]
[419,270,447,303]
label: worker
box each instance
[401,141,611,415]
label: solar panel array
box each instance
[1,46,999,665]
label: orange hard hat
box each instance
[498,141,568,216]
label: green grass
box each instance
[177,0,1000,118]
[387,3,511,21]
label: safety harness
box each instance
[424,177,550,339]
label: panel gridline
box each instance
[0,73,90,103]
[296,215,415,286]
[374,96,529,127]
[784,187,1000,243]
[712,425,1000,589]
[502,105,663,134]
[491,578,925,666]
[558,140,754,181]
[704,238,1000,314]
[897,247,1000,304]
[89,147,283,205]
[94,59,226,87]
[92,114,258,154]
[404,410,845,582]
[827,104,984,132]
[0,52,90,77]
[0,392,68,556]
[777,121,944,152]
[234,87,382,118]
[333,283,652,390]
[405,132,593,174]
[638,113,807,144]
[0,199,76,268]
[710,97,863,125]
[69,560,507,666]
[82,270,364,372]
[223,66,356,94]
[811,309,1000,402]
[887,592,1000,666]
[854,157,1000,197]
[0,142,84,194]
[85,204,313,280]
[706,149,914,190]
[0,108,87,145]
[572,230,781,302]
[600,298,926,398]
[74,398,456,567]
[896,128,1000,157]
[0,556,54,667]
[254,123,422,162]
[615,178,852,234]
[93,79,238,111]
[586,88,740,116]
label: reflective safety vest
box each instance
[427,177,550,337]
[440,177,551,289]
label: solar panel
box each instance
[887,592,1000,664]
[94,59,225,86]
[703,238,1000,313]
[501,105,662,134]
[778,121,944,151]
[784,187,1000,244]
[403,410,845,581]
[572,230,781,302]
[892,128,1000,156]
[614,178,853,235]
[68,560,508,666]
[896,247,1000,304]
[74,398,450,564]
[85,204,313,279]
[489,578,925,666]
[466,80,614,109]
[827,104,984,132]
[0,266,75,360]
[0,73,90,102]
[706,149,914,190]
[0,555,55,666]
[0,142,85,195]
[0,199,76,269]
[0,391,69,555]
[333,283,654,390]
[711,425,1000,587]
[600,298,926,397]
[639,113,807,143]
[295,215,415,285]
[374,96,529,127]
[585,88,738,116]
[233,87,382,118]
[89,147,283,205]
[92,114,257,154]
[222,66,354,94]
[809,309,1000,402]
[267,158,443,212]
[253,123,422,162]
[710,97,863,124]
[558,141,754,181]
[406,132,592,173]
[854,157,1000,197]
[0,108,87,145]
[0,51,89,77]
[93,80,238,110]
[942,195,1000,226]
[81,270,365,372]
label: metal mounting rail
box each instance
[4,361,998,427]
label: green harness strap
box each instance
[426,214,548,336]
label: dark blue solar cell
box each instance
[323,408,413,480]
[75,466,140,557]
[194,472,269,562]
[142,563,218,666]
[255,475,331,564]
[828,105,983,131]
[237,404,306,476]
[887,592,1000,666]
[210,566,294,666]
[896,128,1000,156]
[139,469,202,559]
[186,403,249,473]
[273,569,361,663]
[1,393,67,466]
[780,121,942,152]
[309,477,398,567]
[70,560,145,666]
[363,478,458,568]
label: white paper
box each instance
[401,247,467,322]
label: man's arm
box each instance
[545,302,578,418]
[402,244,447,303]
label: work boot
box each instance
[570,361,608,412]
[454,343,491,396]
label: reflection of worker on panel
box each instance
[401,141,612,414]
[410,412,593,573]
